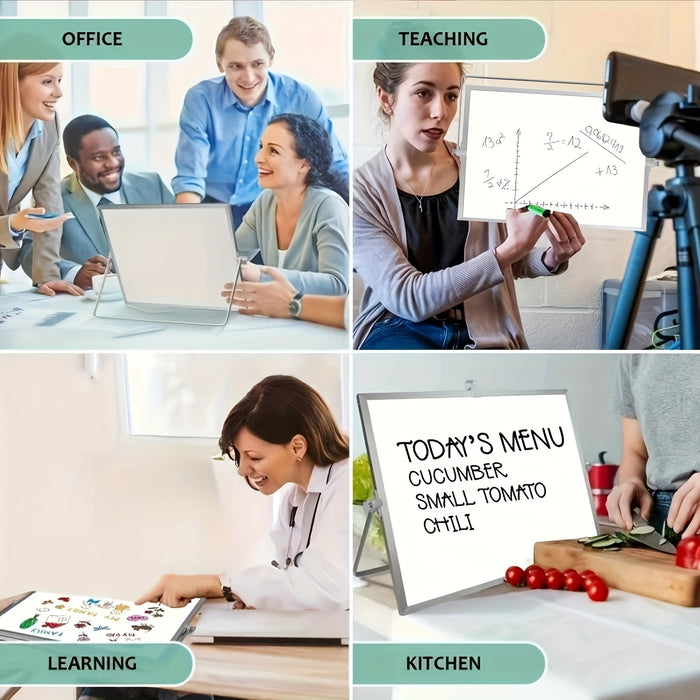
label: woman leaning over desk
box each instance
[0,62,81,295]
[137,375,349,611]
[353,62,586,349]
[231,113,349,296]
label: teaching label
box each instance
[353,18,546,61]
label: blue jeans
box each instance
[649,490,674,532]
[360,315,474,350]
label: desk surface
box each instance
[183,640,348,700]
[354,573,700,700]
[0,285,347,351]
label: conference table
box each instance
[353,572,700,700]
[0,283,348,351]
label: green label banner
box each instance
[0,19,192,60]
[354,643,546,685]
[353,18,546,61]
[0,643,194,685]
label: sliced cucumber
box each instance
[630,525,655,535]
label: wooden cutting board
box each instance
[534,538,700,607]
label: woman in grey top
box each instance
[607,354,700,536]
[353,62,585,349]
[232,113,349,297]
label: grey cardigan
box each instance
[353,144,563,349]
[234,186,349,296]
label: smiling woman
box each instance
[353,62,586,350]
[230,112,349,297]
[135,374,349,612]
[0,62,82,294]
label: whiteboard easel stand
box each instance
[605,90,700,349]
[352,498,390,578]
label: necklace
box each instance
[386,147,436,214]
[406,158,435,213]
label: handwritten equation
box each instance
[459,88,650,229]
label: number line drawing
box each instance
[514,150,589,204]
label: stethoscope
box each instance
[271,464,333,570]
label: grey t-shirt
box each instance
[613,354,700,490]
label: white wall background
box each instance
[353,352,624,470]
[0,353,347,601]
[352,0,697,349]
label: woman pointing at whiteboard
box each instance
[353,62,585,350]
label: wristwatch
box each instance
[288,291,303,319]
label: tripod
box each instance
[605,91,700,349]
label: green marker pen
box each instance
[527,204,551,218]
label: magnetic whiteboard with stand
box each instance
[357,390,597,615]
[457,85,652,230]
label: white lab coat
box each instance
[222,459,349,610]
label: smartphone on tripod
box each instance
[603,52,700,126]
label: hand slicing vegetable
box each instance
[578,508,679,554]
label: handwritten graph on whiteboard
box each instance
[458,87,650,229]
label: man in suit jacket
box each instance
[19,114,174,289]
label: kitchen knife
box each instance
[629,508,677,554]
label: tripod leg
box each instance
[605,190,666,349]
[676,220,700,348]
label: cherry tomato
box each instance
[526,568,546,589]
[562,568,578,577]
[586,579,609,602]
[524,564,544,577]
[504,565,525,587]
[580,569,596,579]
[545,569,565,590]
[564,571,583,591]
[675,536,700,570]
[583,575,603,591]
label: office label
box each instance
[0,19,192,59]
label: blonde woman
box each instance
[0,62,81,295]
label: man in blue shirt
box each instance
[172,16,348,226]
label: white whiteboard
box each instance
[458,87,650,230]
[357,391,597,614]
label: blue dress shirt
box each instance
[172,72,348,207]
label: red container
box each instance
[587,452,618,517]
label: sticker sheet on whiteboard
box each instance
[458,87,650,230]
[357,391,597,614]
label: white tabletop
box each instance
[0,284,348,350]
[354,573,700,700]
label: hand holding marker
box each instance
[527,204,551,218]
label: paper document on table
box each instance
[0,306,82,330]
[188,602,349,645]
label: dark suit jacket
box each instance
[0,118,62,283]
[19,170,175,277]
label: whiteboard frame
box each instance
[357,388,597,615]
[456,84,652,230]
